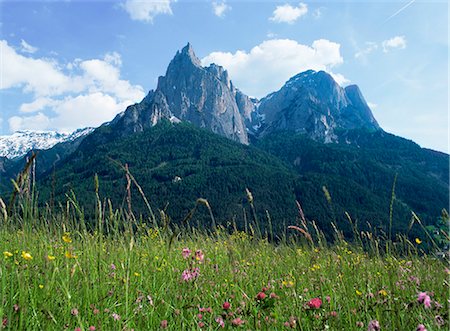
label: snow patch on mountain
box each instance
[0,128,94,159]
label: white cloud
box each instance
[270,2,308,24]
[313,7,323,19]
[20,39,38,54]
[121,0,175,23]
[354,42,378,60]
[382,36,406,52]
[9,112,51,132]
[2,39,145,132]
[202,38,346,98]
[212,1,231,18]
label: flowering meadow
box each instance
[0,206,448,331]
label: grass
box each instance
[0,165,448,330]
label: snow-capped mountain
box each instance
[0,128,94,159]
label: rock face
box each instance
[257,70,380,142]
[112,43,249,144]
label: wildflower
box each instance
[231,317,245,326]
[326,295,331,303]
[3,251,13,259]
[160,320,168,328]
[89,327,96,331]
[74,328,82,331]
[216,316,225,328]
[93,309,100,315]
[65,251,77,259]
[378,289,388,297]
[435,315,445,327]
[197,313,203,320]
[21,251,33,261]
[415,238,422,244]
[330,311,338,317]
[417,292,428,303]
[112,313,121,321]
[256,292,266,300]
[416,324,427,331]
[356,322,364,328]
[195,250,204,263]
[47,255,56,261]
[307,298,322,309]
[71,308,79,316]
[134,272,140,277]
[38,284,44,289]
[2,317,8,328]
[110,263,116,270]
[222,302,231,310]
[62,233,72,243]
[198,322,205,328]
[182,248,191,259]
[355,289,362,296]
[367,320,380,331]
[424,295,432,309]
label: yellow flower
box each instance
[134,272,140,277]
[47,255,56,261]
[3,251,13,258]
[415,238,422,244]
[378,289,388,297]
[39,284,44,289]
[62,233,72,243]
[355,290,362,296]
[21,251,33,261]
[65,251,77,259]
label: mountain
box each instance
[257,70,380,142]
[37,121,299,232]
[110,43,249,144]
[0,128,94,159]
[1,43,448,241]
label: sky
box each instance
[0,0,448,153]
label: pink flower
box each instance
[215,316,225,328]
[222,302,231,310]
[417,292,428,303]
[416,324,427,331]
[195,250,204,263]
[197,313,203,320]
[74,328,82,331]
[89,327,96,331]
[160,320,168,329]
[256,292,266,300]
[307,298,322,309]
[181,269,192,281]
[71,308,79,316]
[367,320,380,331]
[231,317,245,326]
[182,248,191,259]
[110,263,116,270]
[198,322,205,328]
[330,311,338,317]
[326,295,331,303]
[424,295,432,309]
[111,313,121,321]
[356,321,364,328]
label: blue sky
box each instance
[0,0,448,152]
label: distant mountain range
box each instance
[0,43,448,240]
[0,128,93,159]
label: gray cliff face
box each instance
[257,70,380,142]
[115,43,249,144]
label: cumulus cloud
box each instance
[382,36,406,52]
[121,0,175,23]
[202,39,346,98]
[1,39,145,132]
[212,1,231,18]
[20,39,38,54]
[270,2,307,24]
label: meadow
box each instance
[0,183,448,330]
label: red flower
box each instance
[222,301,231,310]
[256,292,266,300]
[307,298,322,309]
